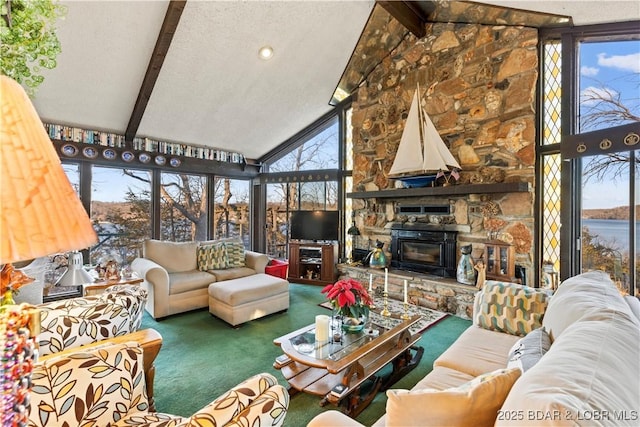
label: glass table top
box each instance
[288,316,400,362]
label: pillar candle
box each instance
[369,274,373,292]
[315,315,330,342]
[403,279,408,303]
[384,268,388,293]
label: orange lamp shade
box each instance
[1,76,97,264]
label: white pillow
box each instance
[507,326,550,372]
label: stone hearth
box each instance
[338,264,477,320]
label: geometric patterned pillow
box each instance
[197,242,228,271]
[224,240,245,268]
[473,280,550,337]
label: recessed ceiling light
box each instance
[258,45,274,60]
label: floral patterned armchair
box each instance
[36,284,147,356]
[29,340,289,427]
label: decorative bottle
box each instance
[457,244,475,285]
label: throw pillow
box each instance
[473,280,550,336]
[386,368,521,427]
[224,240,246,268]
[507,326,551,372]
[197,242,228,271]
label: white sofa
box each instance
[308,271,640,427]
[132,239,289,322]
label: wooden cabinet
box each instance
[288,242,338,286]
[484,240,516,282]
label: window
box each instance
[264,115,341,258]
[213,177,250,246]
[578,39,640,294]
[539,24,639,295]
[160,172,208,242]
[90,166,151,265]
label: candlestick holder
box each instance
[401,302,410,320]
[381,291,391,317]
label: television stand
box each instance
[288,242,338,286]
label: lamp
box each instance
[1,76,97,296]
[346,218,360,264]
[56,250,94,287]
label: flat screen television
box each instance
[290,210,339,242]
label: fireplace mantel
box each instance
[347,182,530,199]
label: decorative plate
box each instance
[102,148,117,160]
[169,158,181,167]
[121,151,134,162]
[154,155,167,166]
[82,146,98,159]
[61,144,79,157]
[138,153,152,164]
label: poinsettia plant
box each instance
[321,278,373,319]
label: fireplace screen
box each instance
[391,226,457,278]
[401,241,441,265]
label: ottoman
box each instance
[208,273,289,326]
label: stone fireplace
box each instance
[348,20,537,285]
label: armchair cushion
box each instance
[30,342,149,427]
[37,285,147,356]
[183,373,288,427]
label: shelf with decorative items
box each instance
[46,123,262,177]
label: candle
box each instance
[403,280,408,304]
[315,315,330,342]
[369,274,373,292]
[384,268,388,293]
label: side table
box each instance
[83,274,143,296]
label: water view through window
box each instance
[579,39,640,294]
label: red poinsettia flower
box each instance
[321,278,372,318]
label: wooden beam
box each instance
[377,1,431,38]
[125,1,187,143]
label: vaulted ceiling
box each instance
[31,1,638,162]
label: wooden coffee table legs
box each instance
[320,344,424,417]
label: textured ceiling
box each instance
[31,1,638,161]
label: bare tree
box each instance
[580,74,640,183]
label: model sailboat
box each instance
[389,85,461,187]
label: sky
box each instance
[579,39,640,210]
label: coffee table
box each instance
[273,314,423,417]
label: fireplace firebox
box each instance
[390,224,457,278]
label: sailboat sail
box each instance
[389,86,461,180]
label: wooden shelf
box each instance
[347,182,530,199]
[51,139,261,178]
[288,242,338,286]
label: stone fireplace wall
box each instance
[350,22,538,285]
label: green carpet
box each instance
[141,283,471,426]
